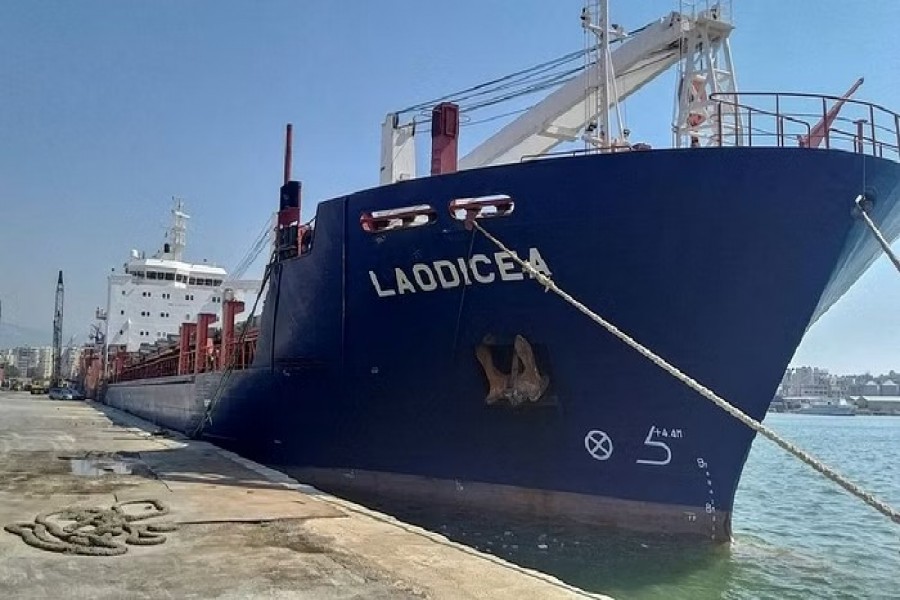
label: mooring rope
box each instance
[470,219,900,526]
[192,250,277,439]
[3,499,177,556]
[855,194,900,275]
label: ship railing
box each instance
[709,92,900,161]
[223,330,259,371]
[520,141,642,163]
[115,350,179,383]
[679,0,733,25]
[111,329,260,383]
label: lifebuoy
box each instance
[686,75,708,128]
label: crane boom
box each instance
[458,10,732,169]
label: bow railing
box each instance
[709,92,900,161]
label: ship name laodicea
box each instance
[368,248,551,297]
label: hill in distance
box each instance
[0,322,51,349]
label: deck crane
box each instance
[380,1,739,182]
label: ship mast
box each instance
[581,0,626,150]
[167,197,189,261]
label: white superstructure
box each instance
[101,200,263,353]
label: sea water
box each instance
[363,415,900,599]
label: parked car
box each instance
[48,387,75,400]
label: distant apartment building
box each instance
[779,366,834,397]
[35,347,53,379]
[0,346,53,379]
[62,346,83,379]
[14,347,33,374]
[0,348,14,368]
[781,368,900,398]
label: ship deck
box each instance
[0,390,607,599]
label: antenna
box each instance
[166,197,189,260]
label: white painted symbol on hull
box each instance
[636,425,672,466]
[584,430,613,461]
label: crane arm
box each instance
[458,12,732,169]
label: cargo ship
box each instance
[81,2,900,541]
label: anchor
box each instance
[475,334,550,406]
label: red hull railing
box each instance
[111,298,259,383]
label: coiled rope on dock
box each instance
[470,219,900,527]
[3,499,177,556]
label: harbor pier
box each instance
[0,390,607,599]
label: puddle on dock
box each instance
[59,452,150,477]
[70,458,135,476]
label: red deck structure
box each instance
[112,298,258,382]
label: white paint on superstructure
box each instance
[102,200,263,352]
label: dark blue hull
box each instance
[199,147,900,539]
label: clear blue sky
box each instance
[0,1,897,374]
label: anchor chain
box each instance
[3,499,178,556]
[855,194,900,275]
[470,219,900,527]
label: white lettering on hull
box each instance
[411,264,438,291]
[469,255,494,284]
[369,271,396,297]
[368,247,552,297]
[395,268,416,294]
[433,260,461,288]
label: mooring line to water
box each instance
[470,219,900,526]
[191,251,276,439]
[855,194,900,275]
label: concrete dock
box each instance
[0,390,608,599]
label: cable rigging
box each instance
[393,23,658,137]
